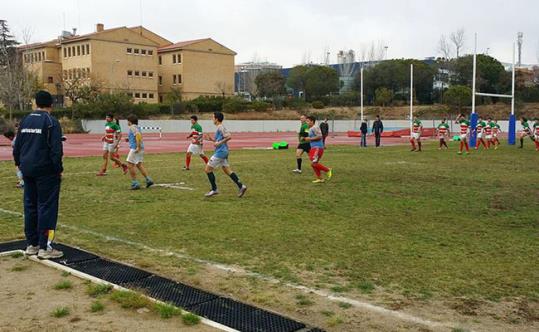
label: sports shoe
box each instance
[122,164,128,175]
[238,185,247,198]
[25,245,39,256]
[16,182,24,189]
[292,169,302,174]
[130,183,141,190]
[410,148,416,152]
[457,151,462,155]
[37,248,63,259]
[96,171,107,176]
[205,190,219,197]
[146,180,154,188]
[182,166,190,171]
[312,179,325,183]
[326,168,333,181]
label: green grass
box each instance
[90,300,105,313]
[295,294,315,306]
[10,251,23,258]
[110,290,150,309]
[51,306,70,318]
[1,142,538,302]
[182,312,201,326]
[86,283,113,297]
[53,280,73,290]
[154,302,181,319]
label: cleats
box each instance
[238,185,247,198]
[183,166,190,171]
[292,169,302,174]
[312,179,325,183]
[130,182,141,190]
[146,180,154,188]
[326,168,333,181]
[205,190,219,197]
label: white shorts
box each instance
[477,133,483,139]
[411,132,420,140]
[103,142,118,152]
[485,135,492,140]
[460,134,468,140]
[208,155,229,168]
[126,149,144,164]
[187,143,204,155]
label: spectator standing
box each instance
[372,115,384,147]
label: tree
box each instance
[374,87,393,107]
[450,54,510,98]
[164,87,182,114]
[255,71,286,98]
[0,20,19,66]
[286,65,309,99]
[444,85,472,112]
[438,34,452,59]
[215,81,229,97]
[450,29,465,58]
[304,65,339,100]
[63,76,101,118]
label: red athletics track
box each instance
[0,132,410,161]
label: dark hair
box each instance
[376,115,380,118]
[127,114,138,125]
[3,129,15,140]
[190,115,198,121]
[213,112,224,122]
[306,115,316,123]
[106,113,113,119]
[521,117,527,121]
[35,90,53,108]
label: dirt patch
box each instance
[0,254,216,332]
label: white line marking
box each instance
[154,183,194,191]
[0,207,459,330]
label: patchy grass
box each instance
[86,283,113,297]
[110,290,150,309]
[53,280,73,290]
[51,306,70,318]
[90,300,104,313]
[10,251,23,258]
[295,294,315,306]
[61,271,71,277]
[0,143,538,302]
[10,264,28,272]
[154,302,181,319]
[338,302,352,309]
[182,312,201,326]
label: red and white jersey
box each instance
[484,125,492,136]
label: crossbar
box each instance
[475,92,513,98]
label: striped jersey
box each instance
[534,122,539,135]
[190,123,203,145]
[484,122,493,135]
[104,121,121,144]
[459,119,470,134]
[412,120,422,133]
[437,123,449,135]
[522,120,531,132]
[476,121,486,134]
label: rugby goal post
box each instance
[470,33,516,146]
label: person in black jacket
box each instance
[372,115,384,147]
[13,91,64,259]
[360,120,368,147]
[319,118,329,147]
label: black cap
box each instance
[35,90,53,108]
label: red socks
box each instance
[311,163,329,177]
[410,139,416,150]
[185,155,191,168]
[201,155,209,164]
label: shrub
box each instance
[312,100,325,109]
[86,283,113,297]
[250,100,272,112]
[283,97,309,110]
[110,290,150,309]
[58,117,87,133]
[222,97,249,113]
[51,306,70,318]
[187,96,224,113]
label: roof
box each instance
[18,39,58,51]
[157,38,210,52]
[60,26,126,44]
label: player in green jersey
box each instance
[456,114,470,155]
[475,117,488,150]
[97,114,128,176]
[436,118,450,149]
[519,117,533,148]
[184,115,209,170]
[292,115,311,173]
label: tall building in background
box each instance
[19,24,236,105]
[235,62,282,97]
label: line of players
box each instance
[409,115,539,154]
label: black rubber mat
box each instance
[0,239,26,253]
[124,275,217,308]
[50,243,99,265]
[69,258,151,284]
[190,297,306,332]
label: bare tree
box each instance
[63,74,102,118]
[215,81,229,97]
[367,41,385,62]
[21,27,34,45]
[301,50,312,65]
[450,28,465,58]
[438,34,453,59]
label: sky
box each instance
[3,0,539,67]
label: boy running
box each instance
[97,114,128,176]
[475,117,488,150]
[126,114,154,190]
[410,117,423,152]
[518,117,533,148]
[292,115,310,174]
[303,116,332,183]
[436,119,450,149]
[184,115,209,170]
[533,118,539,151]
[484,117,495,149]
[492,119,501,149]
[456,114,470,155]
[3,128,24,188]
[204,112,247,197]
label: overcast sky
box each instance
[4,0,539,67]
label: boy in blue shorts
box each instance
[204,112,247,197]
[126,114,154,190]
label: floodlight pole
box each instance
[410,64,413,134]
[360,66,364,122]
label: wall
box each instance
[81,119,513,134]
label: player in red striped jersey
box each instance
[436,118,450,149]
[410,118,423,152]
[456,114,470,155]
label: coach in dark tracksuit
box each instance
[13,91,64,259]
[372,115,384,147]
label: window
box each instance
[63,70,67,79]
[48,76,53,84]
[37,53,41,61]
[141,49,146,55]
[127,92,133,97]
[68,47,71,57]
[178,74,182,84]
[63,48,67,58]
[172,54,176,63]
[148,71,153,78]
[127,70,133,76]
[68,69,72,80]
[77,45,81,56]
[134,48,139,55]
[86,44,90,54]
[159,95,163,103]
[135,93,140,98]
[173,75,177,84]
[127,48,132,54]
[148,50,153,56]
[72,47,76,57]
[135,71,140,76]
[158,56,162,65]
[142,93,147,98]
[177,53,182,64]
[82,46,85,55]
[149,93,154,99]
[158,76,162,85]
[142,71,147,77]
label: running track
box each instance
[0,132,410,161]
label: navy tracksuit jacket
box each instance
[13,110,63,249]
